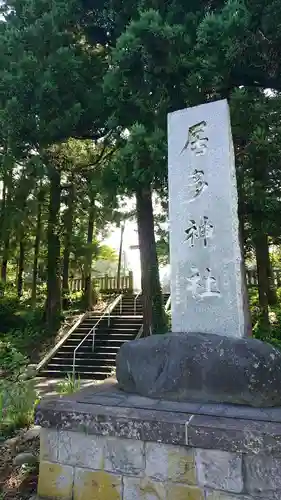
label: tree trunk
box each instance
[265,240,278,306]
[254,231,270,328]
[84,201,95,309]
[0,154,12,290]
[1,239,9,284]
[135,184,165,336]
[1,180,10,285]
[62,183,75,299]
[0,180,6,242]
[251,155,273,325]
[45,165,61,331]
[116,223,125,290]
[17,238,25,297]
[31,189,43,308]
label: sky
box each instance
[104,218,142,290]
[103,197,141,289]
[103,195,169,290]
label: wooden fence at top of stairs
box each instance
[69,269,281,293]
[246,269,281,288]
[69,272,134,293]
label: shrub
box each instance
[0,341,27,375]
[57,373,81,395]
[4,326,45,356]
[0,296,22,332]
[0,378,38,436]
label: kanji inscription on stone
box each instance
[186,169,208,202]
[168,99,250,337]
[181,121,209,156]
[185,216,214,248]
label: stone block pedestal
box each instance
[35,380,281,499]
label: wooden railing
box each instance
[68,269,281,292]
[26,268,281,293]
[69,271,134,293]
[246,269,281,288]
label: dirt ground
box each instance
[0,429,39,500]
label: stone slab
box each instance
[40,428,58,462]
[145,442,197,484]
[35,382,281,457]
[73,378,281,422]
[58,430,104,469]
[168,99,250,337]
[205,493,259,500]
[123,477,166,500]
[186,414,281,455]
[73,469,122,500]
[104,437,145,475]
[244,455,281,496]
[195,449,243,493]
[37,461,74,500]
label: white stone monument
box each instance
[168,99,250,337]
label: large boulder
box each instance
[116,332,281,407]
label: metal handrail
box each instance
[72,294,123,378]
[37,311,89,373]
[134,291,141,315]
[135,324,143,340]
[107,293,123,326]
[165,295,171,312]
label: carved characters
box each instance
[186,267,221,299]
[181,121,209,156]
[181,120,221,299]
[187,169,208,203]
[185,216,214,247]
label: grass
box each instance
[57,373,81,395]
[0,378,39,439]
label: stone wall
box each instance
[38,427,281,499]
[35,381,281,499]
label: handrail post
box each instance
[119,294,123,315]
[72,351,76,379]
[165,295,171,312]
[92,327,95,351]
[128,270,133,292]
[72,294,123,380]
[134,291,141,315]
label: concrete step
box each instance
[64,337,134,347]
[46,363,112,373]
[38,369,108,380]
[51,357,117,366]
[59,346,119,354]
[71,327,139,335]
[37,297,144,380]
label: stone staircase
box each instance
[37,293,170,380]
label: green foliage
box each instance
[249,287,281,349]
[0,341,27,374]
[0,295,21,332]
[98,245,118,261]
[4,326,45,358]
[0,378,38,437]
[0,328,38,437]
[1,0,107,149]
[0,288,49,370]
[57,373,81,395]
[2,0,281,341]
[193,0,281,94]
